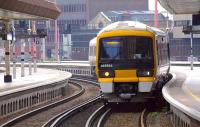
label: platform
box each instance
[0,68,72,96]
[38,62,90,67]
[171,61,200,66]
[163,66,200,122]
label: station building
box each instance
[3,9,170,61]
[0,0,148,61]
[2,0,174,61]
[56,0,148,28]
[48,0,149,60]
[88,11,169,31]
[71,10,170,60]
[170,14,200,61]
[12,0,149,61]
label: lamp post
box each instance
[54,20,58,62]
[21,39,25,77]
[41,37,45,62]
[3,20,12,82]
[28,20,32,75]
[33,39,37,73]
[57,27,60,63]
[32,21,37,73]
[12,21,16,79]
[154,0,158,28]
[12,43,16,79]
[54,0,59,62]
[190,32,193,70]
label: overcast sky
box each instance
[148,0,166,12]
[148,0,173,19]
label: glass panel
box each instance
[99,36,153,61]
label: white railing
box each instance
[58,67,92,77]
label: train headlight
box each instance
[105,72,110,77]
[99,70,115,78]
[137,70,153,77]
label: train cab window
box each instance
[133,38,152,59]
[99,38,121,60]
[99,36,153,61]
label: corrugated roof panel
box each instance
[104,11,166,22]
[158,0,200,14]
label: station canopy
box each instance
[0,0,60,20]
[158,0,200,14]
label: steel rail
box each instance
[140,108,147,127]
[42,77,100,127]
[1,81,84,127]
[70,77,99,87]
[97,108,111,127]
[49,95,102,127]
[85,105,108,127]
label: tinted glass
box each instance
[99,36,153,61]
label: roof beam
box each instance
[0,0,61,20]
[158,0,200,14]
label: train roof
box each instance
[98,21,166,36]
[89,37,96,46]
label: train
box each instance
[89,21,170,102]
[88,37,96,75]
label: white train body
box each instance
[88,37,96,74]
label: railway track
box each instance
[0,76,172,127]
[45,95,103,127]
[0,78,100,127]
[85,105,172,127]
[70,77,99,86]
[85,105,111,127]
[50,101,149,127]
[102,108,148,127]
[140,109,147,127]
[87,103,171,127]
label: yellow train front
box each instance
[96,21,170,102]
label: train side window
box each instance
[91,47,93,56]
[94,47,96,54]
[167,42,170,62]
[157,37,163,65]
[156,39,160,65]
[163,37,168,64]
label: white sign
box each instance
[0,48,4,57]
[62,34,72,59]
